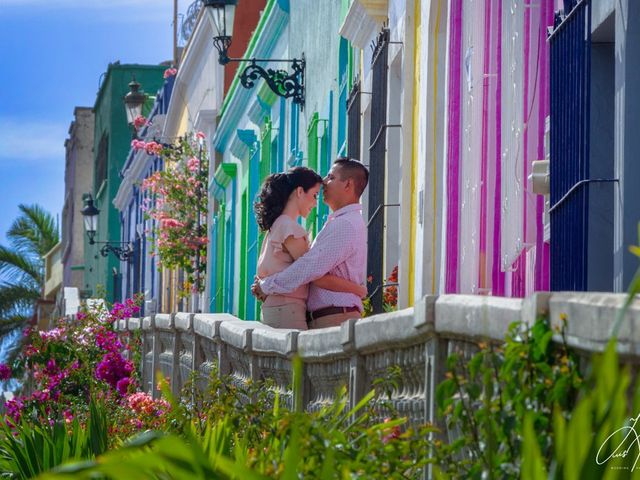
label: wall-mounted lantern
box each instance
[81,195,133,261]
[123,76,147,138]
[204,0,305,109]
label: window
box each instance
[367,29,390,314]
[95,133,108,189]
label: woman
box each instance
[254,167,366,330]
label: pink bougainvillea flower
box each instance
[163,67,177,79]
[187,157,200,172]
[0,363,11,381]
[131,139,146,150]
[144,141,163,156]
[116,377,132,396]
[133,115,148,129]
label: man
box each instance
[251,158,368,329]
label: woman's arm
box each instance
[312,275,368,298]
[282,235,309,260]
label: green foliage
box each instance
[140,134,209,297]
[0,396,108,479]
[520,226,640,479]
[0,204,59,347]
[39,358,430,479]
[433,317,583,478]
[521,338,640,479]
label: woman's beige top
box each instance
[257,215,309,307]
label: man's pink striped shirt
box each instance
[259,203,367,312]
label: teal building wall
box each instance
[83,63,165,302]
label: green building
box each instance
[82,63,166,302]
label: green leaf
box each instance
[521,414,547,480]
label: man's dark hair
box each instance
[333,157,369,198]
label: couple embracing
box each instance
[251,158,368,330]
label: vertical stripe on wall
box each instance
[431,0,443,293]
[318,92,333,228]
[245,143,261,320]
[491,0,505,296]
[500,0,525,294]
[478,0,491,292]
[408,0,421,304]
[459,0,485,293]
[306,112,319,237]
[536,0,551,292]
[513,0,532,298]
[238,188,248,319]
[445,0,462,293]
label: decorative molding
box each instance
[229,129,258,159]
[195,109,218,133]
[248,97,270,125]
[214,0,290,151]
[164,6,222,139]
[211,162,238,199]
[339,0,387,49]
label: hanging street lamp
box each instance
[203,0,305,109]
[81,195,133,261]
[123,76,147,138]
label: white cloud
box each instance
[0,118,67,163]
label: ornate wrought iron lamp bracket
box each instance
[205,1,305,108]
[238,57,305,109]
[220,55,305,110]
[98,243,133,262]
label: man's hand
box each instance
[251,276,267,302]
[356,284,368,299]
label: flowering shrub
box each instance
[1,295,168,435]
[362,266,398,316]
[383,265,398,311]
[138,133,209,296]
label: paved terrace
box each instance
[115,293,640,428]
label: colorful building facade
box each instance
[209,0,359,319]
[118,0,639,319]
[159,0,263,314]
[114,76,174,315]
[83,63,165,303]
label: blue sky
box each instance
[0,0,177,246]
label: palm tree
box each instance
[0,204,59,343]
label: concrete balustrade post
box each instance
[214,319,230,377]
[242,328,261,392]
[341,318,363,412]
[169,313,181,397]
[147,315,159,398]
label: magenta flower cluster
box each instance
[110,298,141,321]
[0,363,11,381]
[95,352,134,393]
[4,295,144,426]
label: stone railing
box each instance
[115,293,640,428]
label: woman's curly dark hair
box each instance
[254,166,323,231]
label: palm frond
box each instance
[0,314,29,339]
[0,327,26,366]
[8,204,59,257]
[0,246,41,285]
[0,282,39,315]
